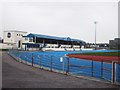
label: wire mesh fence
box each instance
[8,49,120,85]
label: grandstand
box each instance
[22,33,86,51]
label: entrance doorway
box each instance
[18,40,21,48]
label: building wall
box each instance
[109,38,120,49]
[0,43,16,49]
[3,31,27,48]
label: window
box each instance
[25,37,28,40]
[17,34,18,36]
[29,38,33,42]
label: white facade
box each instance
[3,30,27,49]
[0,43,13,49]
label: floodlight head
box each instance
[94,21,98,24]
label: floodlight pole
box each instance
[94,21,98,50]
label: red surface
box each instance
[67,54,120,63]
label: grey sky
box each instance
[1,1,118,43]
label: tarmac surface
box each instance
[2,51,120,88]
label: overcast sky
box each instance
[0,1,119,43]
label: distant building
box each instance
[85,43,109,49]
[109,38,120,49]
[3,30,27,44]
[1,30,86,51]
[0,30,27,49]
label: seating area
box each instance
[22,33,86,51]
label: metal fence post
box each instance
[101,60,103,78]
[66,57,69,75]
[32,53,34,67]
[18,52,21,62]
[17,50,19,61]
[112,61,115,84]
[26,54,28,64]
[91,59,94,77]
[20,54,23,63]
[39,55,42,68]
[50,55,53,72]
[62,57,64,72]
[18,51,19,61]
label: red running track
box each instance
[67,54,120,63]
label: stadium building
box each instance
[109,38,120,49]
[1,30,86,51]
[0,30,27,49]
[22,33,86,51]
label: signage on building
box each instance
[7,32,11,38]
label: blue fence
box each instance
[8,49,120,85]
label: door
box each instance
[18,40,21,48]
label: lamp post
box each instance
[94,21,98,50]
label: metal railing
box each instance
[8,49,120,85]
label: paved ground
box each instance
[2,51,120,88]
